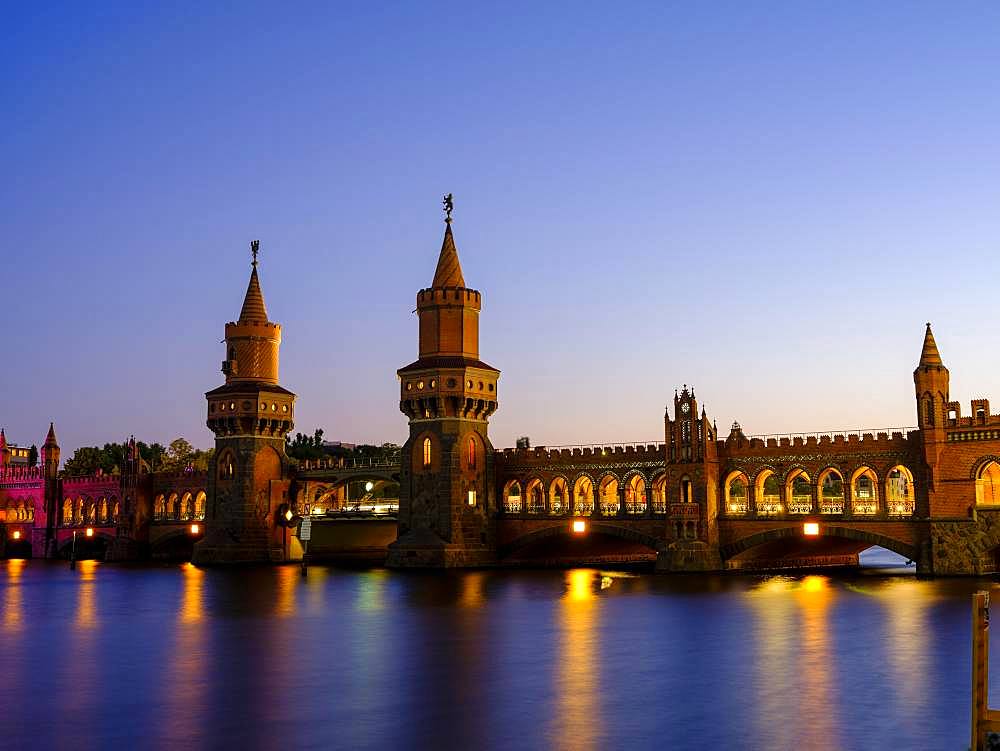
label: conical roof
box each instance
[0,428,6,450]
[239,265,269,323]
[44,422,58,447]
[919,323,943,367]
[432,224,466,288]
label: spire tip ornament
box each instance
[443,193,454,224]
[250,240,260,267]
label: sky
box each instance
[3,2,1000,457]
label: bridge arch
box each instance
[501,521,665,559]
[721,525,918,564]
[973,457,1000,506]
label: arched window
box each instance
[468,437,476,469]
[154,494,166,520]
[180,492,193,520]
[194,491,207,519]
[651,474,667,513]
[625,475,646,514]
[924,397,934,426]
[756,471,781,514]
[549,477,568,514]
[599,475,619,515]
[786,470,812,514]
[422,437,432,468]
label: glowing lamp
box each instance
[190,524,200,535]
[284,508,294,522]
[572,520,587,534]
[12,531,21,540]
[803,522,820,537]
[365,481,374,493]
[85,527,94,538]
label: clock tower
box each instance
[386,197,500,568]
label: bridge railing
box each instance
[741,427,918,444]
[298,455,402,471]
[309,500,399,517]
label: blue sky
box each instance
[3,2,1000,455]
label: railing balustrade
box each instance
[788,496,812,514]
[887,500,915,516]
[820,500,844,514]
[757,496,782,515]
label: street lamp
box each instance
[189,523,200,535]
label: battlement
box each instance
[150,469,209,482]
[297,455,401,472]
[0,465,44,482]
[721,427,916,456]
[225,319,282,336]
[944,398,1000,428]
[497,442,665,464]
[417,287,482,307]
[63,472,122,488]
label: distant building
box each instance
[0,430,32,466]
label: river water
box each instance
[0,554,990,751]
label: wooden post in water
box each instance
[972,591,1000,750]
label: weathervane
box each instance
[443,193,454,224]
[250,239,260,267]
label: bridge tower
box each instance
[659,386,722,571]
[914,322,949,515]
[38,422,61,557]
[193,242,297,565]
[387,198,500,568]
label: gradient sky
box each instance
[4,2,1000,457]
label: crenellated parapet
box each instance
[0,465,45,484]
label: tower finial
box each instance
[918,322,944,367]
[251,239,260,268]
[443,193,454,224]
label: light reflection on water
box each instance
[0,560,993,750]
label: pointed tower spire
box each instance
[432,194,465,288]
[44,422,58,447]
[239,240,269,323]
[919,322,943,367]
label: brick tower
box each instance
[193,241,297,564]
[387,197,500,567]
[38,422,61,557]
[914,322,949,515]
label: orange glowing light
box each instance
[284,509,293,522]
[85,527,94,538]
[190,524,200,535]
[572,520,587,534]
[803,522,820,536]
[11,531,20,540]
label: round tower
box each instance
[387,196,500,568]
[193,241,297,565]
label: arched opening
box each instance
[885,466,915,515]
[151,531,196,561]
[525,479,545,514]
[851,467,878,515]
[154,494,166,520]
[598,475,619,516]
[218,451,235,481]
[422,437,432,468]
[625,475,646,514]
[549,477,568,515]
[74,498,84,525]
[976,461,1000,506]
[818,469,844,514]
[786,470,812,514]
[180,492,193,520]
[62,498,73,526]
[501,523,662,566]
[724,471,749,515]
[86,500,97,524]
[573,476,594,516]
[111,500,120,523]
[503,480,522,513]
[167,493,179,520]
[651,474,666,513]
[194,491,207,519]
[467,436,477,470]
[756,471,781,515]
[98,497,109,524]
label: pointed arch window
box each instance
[468,437,476,469]
[422,437,432,468]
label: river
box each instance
[0,554,989,750]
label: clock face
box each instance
[681,402,690,414]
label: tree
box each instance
[27,445,38,467]
[163,438,195,471]
[286,429,326,461]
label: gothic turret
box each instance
[194,241,297,565]
[914,323,950,430]
[41,422,59,478]
[0,428,7,468]
[387,196,500,568]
